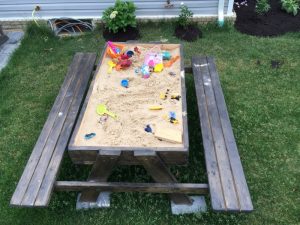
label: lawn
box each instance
[0,22,299,225]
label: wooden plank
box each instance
[55,181,209,194]
[207,57,253,211]
[180,44,189,152]
[134,150,193,205]
[198,56,239,210]
[79,150,120,202]
[69,149,188,166]
[68,44,107,150]
[34,53,96,206]
[154,126,182,144]
[192,56,226,210]
[10,53,82,206]
[20,53,95,206]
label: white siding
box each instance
[0,0,232,20]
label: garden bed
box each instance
[234,0,300,36]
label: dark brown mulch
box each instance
[174,25,202,42]
[234,0,300,37]
[102,26,140,42]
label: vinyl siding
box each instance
[0,0,233,20]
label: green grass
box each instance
[0,22,299,225]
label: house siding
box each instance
[0,0,233,20]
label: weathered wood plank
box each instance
[134,150,193,205]
[207,57,253,211]
[10,53,82,206]
[199,56,239,210]
[55,181,209,194]
[79,150,120,202]
[34,53,96,206]
[21,53,96,206]
[192,56,226,210]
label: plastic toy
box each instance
[108,61,116,74]
[171,94,181,101]
[144,46,163,67]
[84,133,96,140]
[116,59,132,70]
[169,111,176,119]
[163,113,179,124]
[148,60,155,68]
[108,41,119,54]
[96,104,117,119]
[160,89,169,100]
[164,56,180,67]
[141,65,150,78]
[121,79,129,88]
[149,106,163,110]
[154,63,164,72]
[120,54,130,60]
[106,41,125,59]
[126,50,134,57]
[134,47,141,55]
[162,51,171,60]
[144,124,152,133]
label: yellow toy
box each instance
[149,106,163,110]
[154,63,164,72]
[108,61,116,74]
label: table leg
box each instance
[79,150,120,203]
[134,150,193,205]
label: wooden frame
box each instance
[68,43,189,166]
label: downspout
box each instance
[227,0,234,16]
[218,0,225,26]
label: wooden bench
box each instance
[192,56,253,212]
[10,52,96,207]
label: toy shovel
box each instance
[96,104,117,119]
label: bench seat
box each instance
[192,56,253,212]
[10,53,96,207]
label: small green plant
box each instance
[255,0,271,14]
[281,0,299,16]
[177,4,193,27]
[102,0,136,33]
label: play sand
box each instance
[73,43,185,148]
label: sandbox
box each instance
[70,43,188,151]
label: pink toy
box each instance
[144,45,163,67]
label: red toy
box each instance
[116,59,132,71]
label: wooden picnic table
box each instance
[11,42,253,214]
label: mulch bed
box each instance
[234,0,300,37]
[174,25,202,42]
[103,26,140,42]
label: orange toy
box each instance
[106,42,125,59]
[164,56,180,68]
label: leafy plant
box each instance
[255,0,271,14]
[281,0,299,16]
[177,4,193,28]
[102,0,137,33]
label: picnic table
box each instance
[11,43,253,214]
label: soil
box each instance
[174,25,202,42]
[103,26,140,42]
[234,0,300,37]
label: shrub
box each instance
[255,0,271,14]
[102,0,137,33]
[281,0,299,16]
[177,4,193,28]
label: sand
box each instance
[73,43,185,148]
